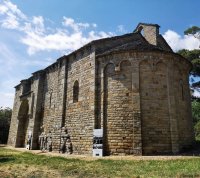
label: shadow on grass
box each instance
[0,157,15,163]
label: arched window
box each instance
[180,80,184,101]
[73,81,79,103]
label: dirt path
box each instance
[2,145,200,161]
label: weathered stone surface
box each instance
[8,23,194,156]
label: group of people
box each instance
[38,129,72,154]
[60,134,72,154]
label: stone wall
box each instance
[65,52,95,155]
[8,84,27,146]
[40,59,66,151]
[139,57,171,154]
[103,61,133,155]
[173,59,194,151]
[8,71,45,149]
[97,52,142,155]
[30,72,45,149]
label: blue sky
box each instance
[0,0,199,107]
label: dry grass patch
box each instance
[1,147,200,178]
[0,164,63,178]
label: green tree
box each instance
[178,49,200,77]
[178,26,200,89]
[0,107,12,120]
[192,100,200,121]
[184,26,200,40]
[0,107,12,144]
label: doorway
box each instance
[15,100,29,147]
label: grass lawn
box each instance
[0,147,200,178]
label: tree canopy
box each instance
[0,107,12,120]
[184,26,200,39]
[178,49,200,77]
[178,26,200,88]
[178,26,200,141]
[184,26,200,35]
[0,107,12,144]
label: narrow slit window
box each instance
[180,80,184,101]
[49,91,53,108]
[73,81,79,103]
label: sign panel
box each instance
[93,129,103,157]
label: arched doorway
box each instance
[15,100,29,147]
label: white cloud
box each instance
[3,0,26,19]
[163,30,200,51]
[1,12,19,29]
[0,40,59,108]
[32,16,45,34]
[20,16,114,55]
[0,42,17,73]
[62,17,90,32]
[0,3,8,14]
[0,0,26,30]
[193,89,200,98]
[0,92,14,108]
[0,1,114,55]
[117,25,127,34]
[92,23,97,28]
[21,57,55,67]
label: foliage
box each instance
[192,101,200,140]
[191,58,200,79]
[0,107,12,144]
[180,26,200,82]
[194,122,200,141]
[192,100,200,123]
[1,148,200,178]
[184,26,200,40]
[178,49,200,61]
[178,49,200,77]
[0,107,12,121]
[184,26,200,36]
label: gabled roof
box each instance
[95,32,172,57]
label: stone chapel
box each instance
[8,23,194,155]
